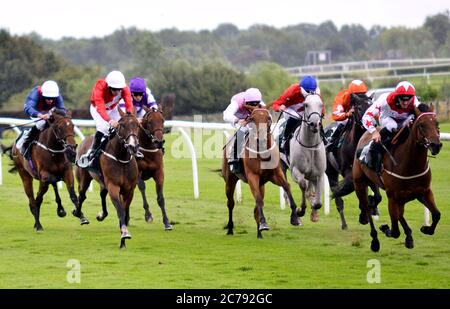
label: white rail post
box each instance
[0,146,3,185]
[323,174,330,215]
[177,127,199,199]
[223,131,242,203]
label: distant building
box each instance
[304,50,331,66]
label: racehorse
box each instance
[136,106,172,230]
[8,109,78,230]
[222,105,301,238]
[353,104,442,252]
[74,110,140,248]
[325,93,381,229]
[284,93,326,222]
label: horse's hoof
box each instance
[96,212,107,222]
[341,224,348,230]
[379,224,391,237]
[296,208,305,217]
[371,239,380,252]
[80,218,90,225]
[310,211,319,222]
[359,213,369,225]
[121,232,132,239]
[57,209,67,218]
[35,225,44,232]
[405,238,414,249]
[164,224,173,230]
[420,226,434,235]
[72,209,79,218]
[145,214,153,223]
[290,216,300,226]
[259,222,270,231]
[227,230,234,235]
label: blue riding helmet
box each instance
[300,75,318,92]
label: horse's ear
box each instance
[414,105,421,116]
[66,110,72,118]
[118,107,125,117]
[429,103,435,113]
[143,105,150,113]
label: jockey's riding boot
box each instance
[368,142,383,175]
[379,127,393,148]
[22,126,40,159]
[88,131,105,162]
[326,123,344,151]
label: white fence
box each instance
[2,117,450,223]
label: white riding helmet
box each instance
[105,71,126,89]
[41,80,59,97]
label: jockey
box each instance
[18,80,65,159]
[270,75,321,155]
[327,79,368,151]
[77,70,133,168]
[223,87,265,173]
[119,76,157,119]
[361,81,421,174]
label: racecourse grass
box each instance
[0,128,449,288]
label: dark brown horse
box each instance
[353,104,442,252]
[325,94,381,229]
[222,106,301,238]
[74,109,140,248]
[136,106,172,230]
[9,110,78,230]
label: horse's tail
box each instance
[1,144,18,173]
[210,168,223,177]
[332,178,354,199]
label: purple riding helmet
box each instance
[129,77,149,108]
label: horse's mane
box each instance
[52,108,67,117]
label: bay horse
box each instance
[285,93,326,222]
[325,93,381,229]
[353,104,442,252]
[9,109,78,231]
[222,105,301,239]
[74,109,140,248]
[136,106,172,230]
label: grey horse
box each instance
[284,94,326,222]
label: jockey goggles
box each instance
[399,95,413,101]
[245,101,260,106]
[132,92,144,96]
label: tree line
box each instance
[1,11,449,115]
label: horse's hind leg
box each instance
[154,170,172,230]
[380,198,401,239]
[419,189,441,236]
[328,168,347,229]
[51,183,66,218]
[137,178,153,223]
[225,174,238,235]
[17,166,39,230]
[368,184,382,216]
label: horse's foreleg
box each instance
[309,177,323,223]
[328,168,347,229]
[74,168,91,224]
[108,186,129,248]
[419,189,441,236]
[155,172,172,230]
[397,205,413,249]
[225,174,238,235]
[34,181,50,231]
[354,162,379,251]
[51,183,66,218]
[368,184,382,216]
[137,177,153,223]
[248,176,268,238]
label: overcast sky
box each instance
[1,0,448,40]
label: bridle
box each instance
[139,109,165,151]
[414,112,439,149]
